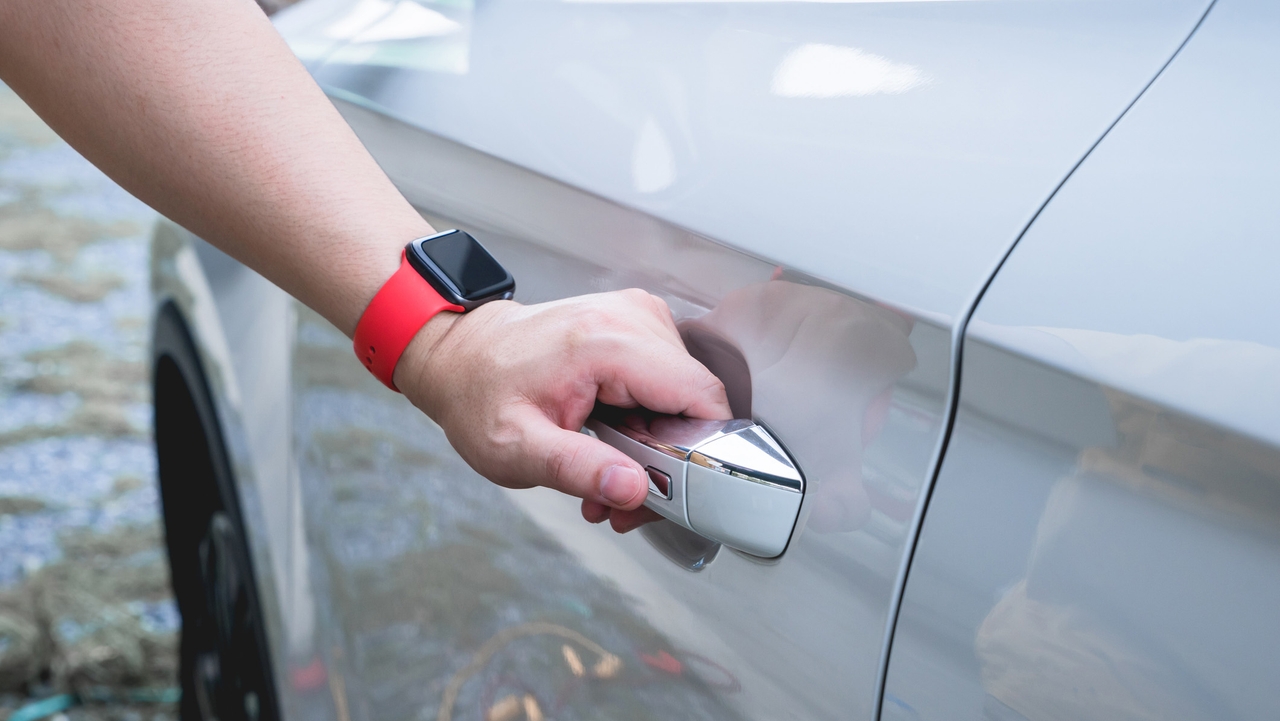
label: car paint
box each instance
[883,1,1280,719]
[299,0,1212,325]
[144,0,1243,719]
[300,2,1216,719]
[287,110,943,721]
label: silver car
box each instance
[148,0,1280,719]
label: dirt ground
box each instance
[0,83,179,719]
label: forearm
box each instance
[0,0,733,527]
[0,0,424,335]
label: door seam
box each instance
[870,1,1222,717]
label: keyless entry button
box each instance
[645,467,672,499]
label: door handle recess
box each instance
[584,409,804,558]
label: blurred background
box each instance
[0,83,179,721]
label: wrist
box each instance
[392,309,461,394]
[339,222,435,336]
[351,246,464,391]
[353,229,513,391]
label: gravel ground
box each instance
[0,83,179,719]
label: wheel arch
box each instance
[152,300,285,721]
[151,214,300,718]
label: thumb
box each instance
[518,410,649,510]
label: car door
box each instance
[272,1,1214,719]
[884,2,1280,719]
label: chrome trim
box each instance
[606,413,753,461]
[688,427,804,493]
[592,410,803,492]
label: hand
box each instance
[394,289,732,533]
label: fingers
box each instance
[594,338,732,421]
[581,499,611,524]
[581,499,663,533]
[533,288,731,421]
[608,290,733,420]
[609,505,663,533]
[622,288,683,345]
[515,411,649,510]
[584,288,680,345]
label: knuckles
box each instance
[555,305,634,359]
[615,287,671,319]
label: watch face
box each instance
[415,230,513,302]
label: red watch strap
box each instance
[353,250,464,392]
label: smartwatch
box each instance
[353,229,515,391]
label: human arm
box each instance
[0,0,729,530]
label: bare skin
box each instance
[0,0,729,530]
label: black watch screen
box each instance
[406,230,515,310]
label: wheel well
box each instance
[152,304,232,606]
[151,302,282,721]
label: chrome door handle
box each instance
[584,409,804,558]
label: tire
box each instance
[152,303,282,721]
